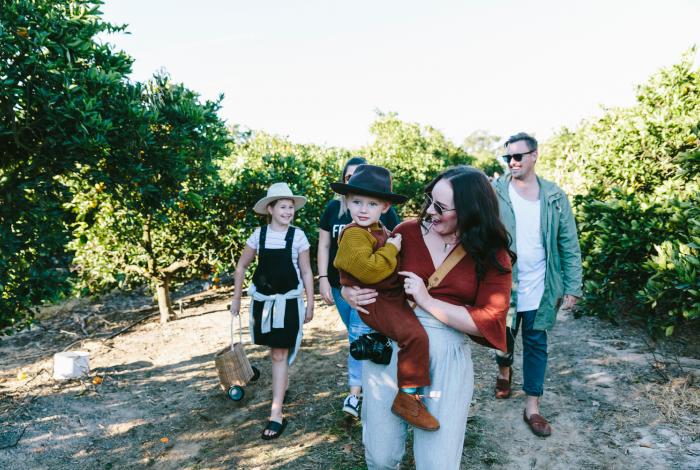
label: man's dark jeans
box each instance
[495,309,548,397]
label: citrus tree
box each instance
[66,75,229,323]
[217,115,479,271]
[362,112,475,215]
[0,0,133,332]
[218,131,350,258]
[540,50,700,335]
[462,130,505,177]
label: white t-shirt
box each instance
[245,225,310,279]
[509,184,546,312]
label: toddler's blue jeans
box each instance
[332,287,372,388]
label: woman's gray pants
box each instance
[361,307,475,470]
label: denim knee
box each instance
[520,311,548,396]
[348,308,372,343]
[347,307,371,387]
[331,287,351,329]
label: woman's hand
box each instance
[340,285,378,314]
[319,277,334,305]
[399,271,431,306]
[304,304,314,323]
[230,298,241,316]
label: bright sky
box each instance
[100,0,699,149]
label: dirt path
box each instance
[1,289,698,469]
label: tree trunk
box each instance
[156,279,174,324]
[142,217,174,324]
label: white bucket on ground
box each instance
[53,351,90,380]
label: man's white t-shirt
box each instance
[246,226,310,279]
[509,184,546,312]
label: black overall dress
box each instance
[250,225,301,348]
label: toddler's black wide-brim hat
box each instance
[330,164,408,204]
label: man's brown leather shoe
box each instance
[523,409,552,437]
[495,367,512,399]
[391,391,440,431]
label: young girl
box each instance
[230,182,314,440]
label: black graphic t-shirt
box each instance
[319,198,400,288]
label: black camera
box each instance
[350,333,393,365]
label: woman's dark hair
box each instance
[420,166,516,280]
[341,156,367,182]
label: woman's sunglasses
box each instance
[501,149,535,163]
[424,194,455,216]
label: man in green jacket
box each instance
[493,132,583,437]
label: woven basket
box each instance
[215,341,254,390]
[215,312,255,391]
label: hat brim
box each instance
[330,182,408,204]
[253,196,307,215]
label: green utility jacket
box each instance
[494,174,583,330]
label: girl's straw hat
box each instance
[253,183,307,215]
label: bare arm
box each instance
[420,298,482,336]
[231,245,256,315]
[298,249,315,323]
[316,229,334,305]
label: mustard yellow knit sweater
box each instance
[333,223,399,285]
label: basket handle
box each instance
[231,311,243,350]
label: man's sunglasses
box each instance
[424,194,455,216]
[501,149,535,163]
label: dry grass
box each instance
[644,375,700,425]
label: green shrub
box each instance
[217,114,475,269]
[362,112,475,215]
[218,131,349,260]
[540,50,700,335]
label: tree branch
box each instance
[161,259,190,275]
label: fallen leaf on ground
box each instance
[160,437,169,443]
